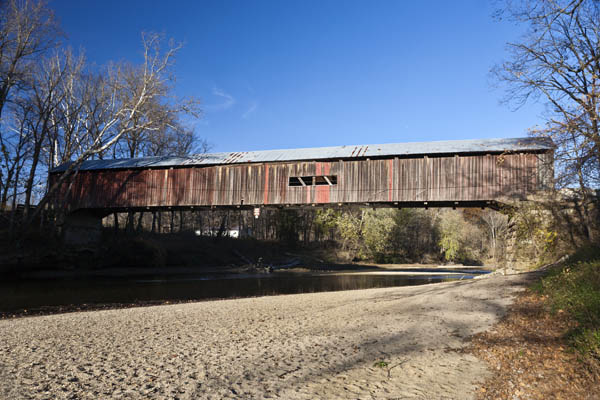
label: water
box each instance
[0,268,489,316]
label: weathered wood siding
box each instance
[55,152,552,210]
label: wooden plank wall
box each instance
[56,152,549,210]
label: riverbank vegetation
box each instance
[471,1,600,392]
[1,206,511,275]
[472,246,600,399]
[100,195,592,268]
[2,195,591,275]
[534,247,600,361]
[102,206,508,266]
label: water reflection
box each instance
[0,270,486,315]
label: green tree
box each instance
[438,211,463,262]
[314,208,341,242]
[335,209,364,259]
[438,210,483,263]
[392,209,439,262]
[362,209,396,262]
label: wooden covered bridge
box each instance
[51,137,553,242]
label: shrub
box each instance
[535,246,600,360]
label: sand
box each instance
[0,274,528,399]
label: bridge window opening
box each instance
[315,176,337,185]
[289,177,304,186]
[289,175,337,187]
[301,176,313,185]
[315,176,328,185]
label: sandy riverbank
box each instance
[0,273,529,399]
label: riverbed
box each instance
[0,273,528,399]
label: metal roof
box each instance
[51,136,554,173]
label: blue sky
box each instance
[50,0,543,153]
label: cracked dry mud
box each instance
[0,274,528,399]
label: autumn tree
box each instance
[361,209,396,262]
[494,0,600,240]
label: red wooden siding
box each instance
[54,152,551,211]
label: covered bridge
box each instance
[51,136,554,214]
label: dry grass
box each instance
[471,289,600,399]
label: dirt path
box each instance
[0,274,529,399]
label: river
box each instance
[0,267,490,317]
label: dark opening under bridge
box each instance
[50,137,554,242]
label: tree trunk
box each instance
[137,211,144,232]
[23,142,43,221]
[199,211,204,235]
[1,169,14,210]
[8,175,19,238]
[127,211,134,233]
[575,174,594,242]
[113,212,119,233]
[217,212,228,237]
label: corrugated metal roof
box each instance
[51,136,554,173]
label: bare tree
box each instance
[0,0,60,124]
[0,99,32,211]
[28,33,194,227]
[0,0,209,238]
[481,210,509,264]
[494,0,600,240]
[111,34,201,159]
[21,50,70,218]
[45,49,87,168]
[144,125,207,157]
